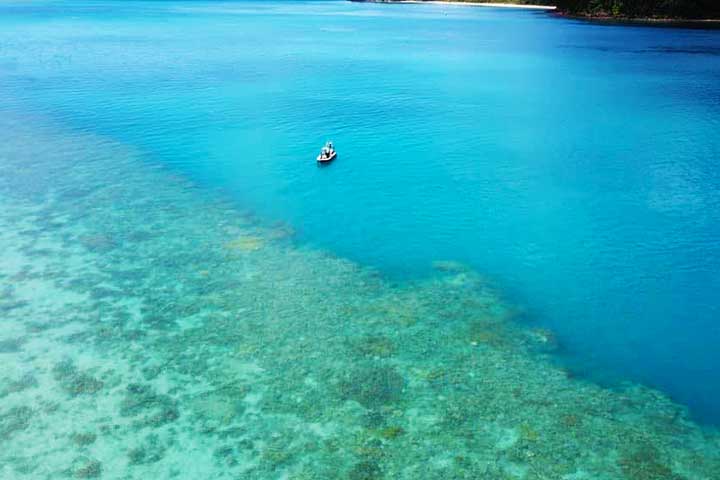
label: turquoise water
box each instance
[2,1,720,478]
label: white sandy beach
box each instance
[381,1,557,10]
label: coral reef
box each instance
[351,336,397,358]
[338,364,405,408]
[72,432,98,447]
[0,373,38,398]
[128,434,166,465]
[224,236,264,252]
[52,360,104,396]
[119,384,180,428]
[0,114,718,480]
[348,460,382,480]
[619,444,685,480]
[70,456,102,479]
[0,406,33,439]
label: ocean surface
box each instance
[1,1,720,478]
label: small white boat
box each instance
[317,141,337,163]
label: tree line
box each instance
[553,0,720,18]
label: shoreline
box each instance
[350,0,720,26]
[350,0,557,10]
[554,11,720,29]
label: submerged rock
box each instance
[0,372,38,397]
[70,456,102,478]
[378,425,404,440]
[619,444,685,480]
[128,433,166,465]
[351,336,396,358]
[0,405,33,439]
[224,236,264,252]
[67,374,104,396]
[71,432,97,447]
[348,460,382,480]
[188,388,246,428]
[338,364,405,408]
[120,383,179,428]
[267,222,296,240]
[361,409,386,429]
[525,327,559,353]
[261,439,294,468]
[52,359,104,396]
[79,234,117,253]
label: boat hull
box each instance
[317,151,337,163]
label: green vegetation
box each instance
[554,0,720,18]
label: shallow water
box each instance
[3,0,720,424]
[1,1,720,478]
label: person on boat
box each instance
[318,141,334,161]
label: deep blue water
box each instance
[1,0,720,424]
